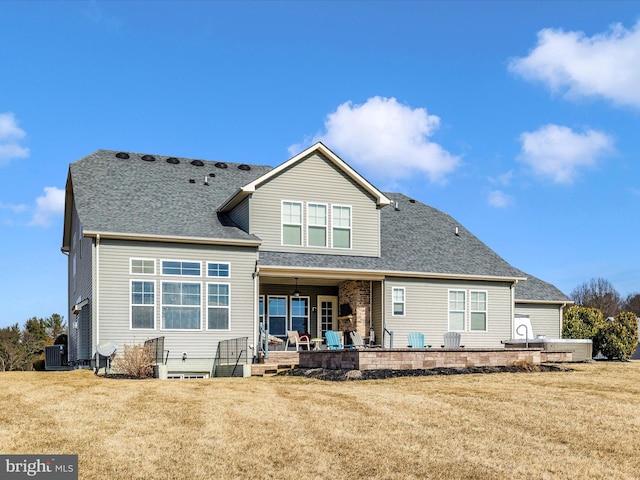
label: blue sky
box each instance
[1,1,639,328]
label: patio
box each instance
[253,347,572,375]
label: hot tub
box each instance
[503,338,592,362]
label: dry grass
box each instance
[2,363,640,479]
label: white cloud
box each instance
[488,170,514,187]
[290,96,460,183]
[0,201,27,213]
[509,22,640,108]
[518,124,614,184]
[0,112,30,165]
[30,187,65,227]
[488,190,515,208]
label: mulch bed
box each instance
[277,364,572,381]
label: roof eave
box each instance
[515,298,574,305]
[82,230,262,247]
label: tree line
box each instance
[0,314,66,371]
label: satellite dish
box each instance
[97,340,118,357]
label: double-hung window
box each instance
[131,280,155,329]
[449,290,466,331]
[162,282,201,329]
[290,297,309,333]
[207,283,230,330]
[307,203,327,247]
[332,205,351,249]
[392,287,405,316]
[282,201,303,246]
[470,291,487,331]
[267,296,287,337]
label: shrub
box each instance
[512,358,539,372]
[563,306,605,345]
[111,344,154,378]
[32,358,46,371]
[594,312,639,361]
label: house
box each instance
[61,142,571,373]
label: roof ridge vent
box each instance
[191,160,204,167]
[238,164,251,171]
[115,152,130,159]
[166,157,180,164]
[214,162,228,169]
[141,155,156,162]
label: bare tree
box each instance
[623,293,640,317]
[570,278,622,319]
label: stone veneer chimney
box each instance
[338,280,371,336]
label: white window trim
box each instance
[289,295,310,332]
[130,279,156,330]
[206,282,231,331]
[206,261,231,278]
[448,289,466,332]
[331,204,352,249]
[160,281,203,331]
[469,290,489,332]
[307,202,328,248]
[281,200,303,246]
[161,259,202,277]
[130,257,156,275]
[392,287,405,316]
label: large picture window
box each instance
[131,280,155,329]
[162,282,201,329]
[307,203,327,247]
[282,201,302,246]
[449,290,466,331]
[332,205,351,249]
[470,291,487,331]
[207,283,230,330]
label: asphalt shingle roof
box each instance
[68,149,570,302]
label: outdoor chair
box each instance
[442,331,462,348]
[284,330,311,351]
[407,332,425,348]
[325,330,349,350]
[349,331,366,349]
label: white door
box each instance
[317,295,338,338]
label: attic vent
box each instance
[191,160,204,167]
[208,173,216,177]
[166,157,180,164]
[409,199,416,203]
[238,164,251,171]
[189,179,196,184]
[214,162,228,169]
[115,152,130,159]
[141,155,156,162]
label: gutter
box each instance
[82,230,262,247]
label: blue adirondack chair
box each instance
[407,332,425,348]
[325,331,342,350]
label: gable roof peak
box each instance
[218,143,392,212]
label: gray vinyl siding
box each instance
[96,239,258,372]
[383,278,513,348]
[228,196,250,233]
[68,202,94,364]
[249,152,381,256]
[515,303,562,338]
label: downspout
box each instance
[560,302,567,337]
[95,234,100,349]
[253,254,260,362]
[511,280,518,340]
